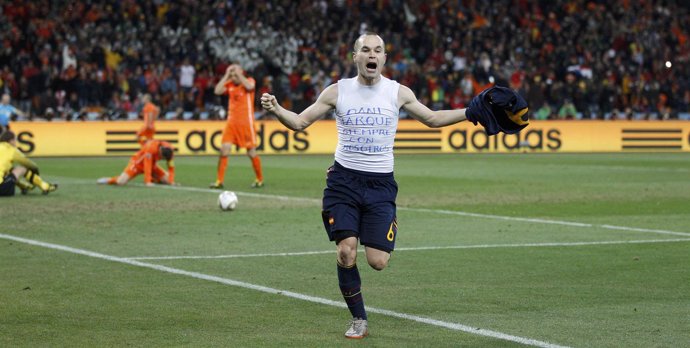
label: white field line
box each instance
[57,177,690,237]
[127,238,690,260]
[151,184,690,238]
[405,208,690,237]
[0,233,569,348]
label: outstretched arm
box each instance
[12,105,27,119]
[260,83,337,131]
[398,85,467,128]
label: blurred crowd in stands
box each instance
[1,0,689,123]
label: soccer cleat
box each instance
[251,180,264,188]
[97,177,110,185]
[344,318,368,339]
[42,183,58,195]
[209,181,224,189]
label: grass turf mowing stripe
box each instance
[125,238,690,260]
[51,177,690,238]
[0,233,570,348]
[149,183,690,238]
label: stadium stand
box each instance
[0,0,688,121]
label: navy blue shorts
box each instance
[321,161,398,253]
[0,173,17,196]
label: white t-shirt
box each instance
[334,76,400,173]
[179,64,195,88]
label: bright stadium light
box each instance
[665,61,672,68]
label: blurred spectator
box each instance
[0,93,27,130]
[179,58,195,98]
[534,104,552,121]
[558,100,578,120]
[0,0,687,121]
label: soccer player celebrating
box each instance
[260,33,473,338]
[210,63,264,189]
[0,130,57,196]
[98,139,175,186]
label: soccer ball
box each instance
[218,191,238,211]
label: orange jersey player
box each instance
[137,94,160,145]
[209,63,264,189]
[97,140,175,186]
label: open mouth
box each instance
[366,62,377,71]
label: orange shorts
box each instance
[124,162,167,181]
[137,127,155,144]
[222,123,256,149]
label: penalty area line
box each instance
[0,233,569,348]
[126,238,690,260]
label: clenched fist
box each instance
[260,93,279,113]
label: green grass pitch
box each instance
[1,153,689,347]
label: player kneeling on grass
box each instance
[98,139,175,186]
[0,130,57,196]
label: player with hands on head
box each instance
[210,63,264,189]
[261,33,478,339]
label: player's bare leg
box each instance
[114,173,130,185]
[364,247,390,271]
[337,236,358,267]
